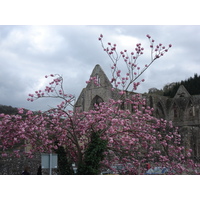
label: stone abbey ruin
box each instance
[75,64,200,161]
[1,64,200,174]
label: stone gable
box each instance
[75,64,200,161]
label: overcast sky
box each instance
[0,25,200,111]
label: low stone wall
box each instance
[0,153,41,175]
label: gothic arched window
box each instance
[90,95,104,110]
[173,103,178,118]
[149,96,153,108]
[188,100,195,117]
[156,102,165,119]
[96,74,100,86]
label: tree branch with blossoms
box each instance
[27,74,76,111]
[98,34,172,92]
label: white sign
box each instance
[41,153,58,169]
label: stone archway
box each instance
[171,102,179,120]
[187,99,195,117]
[90,95,104,110]
[155,101,165,119]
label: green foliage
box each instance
[55,146,74,175]
[163,83,179,97]
[0,105,19,115]
[77,131,108,175]
[163,73,200,97]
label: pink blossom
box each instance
[146,34,151,39]
[18,108,24,114]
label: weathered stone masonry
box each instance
[75,64,200,161]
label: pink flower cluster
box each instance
[1,91,199,174]
[99,34,172,93]
[27,74,65,102]
[27,74,75,109]
[146,34,172,59]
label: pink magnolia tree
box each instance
[0,34,199,174]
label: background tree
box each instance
[163,73,200,97]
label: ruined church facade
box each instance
[75,64,200,161]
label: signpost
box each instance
[41,153,58,175]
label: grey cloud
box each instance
[0,25,200,111]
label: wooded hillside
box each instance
[163,73,200,97]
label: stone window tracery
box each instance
[173,103,178,118]
[96,74,100,87]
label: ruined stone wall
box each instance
[83,86,114,111]
[0,153,41,175]
[75,65,200,161]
